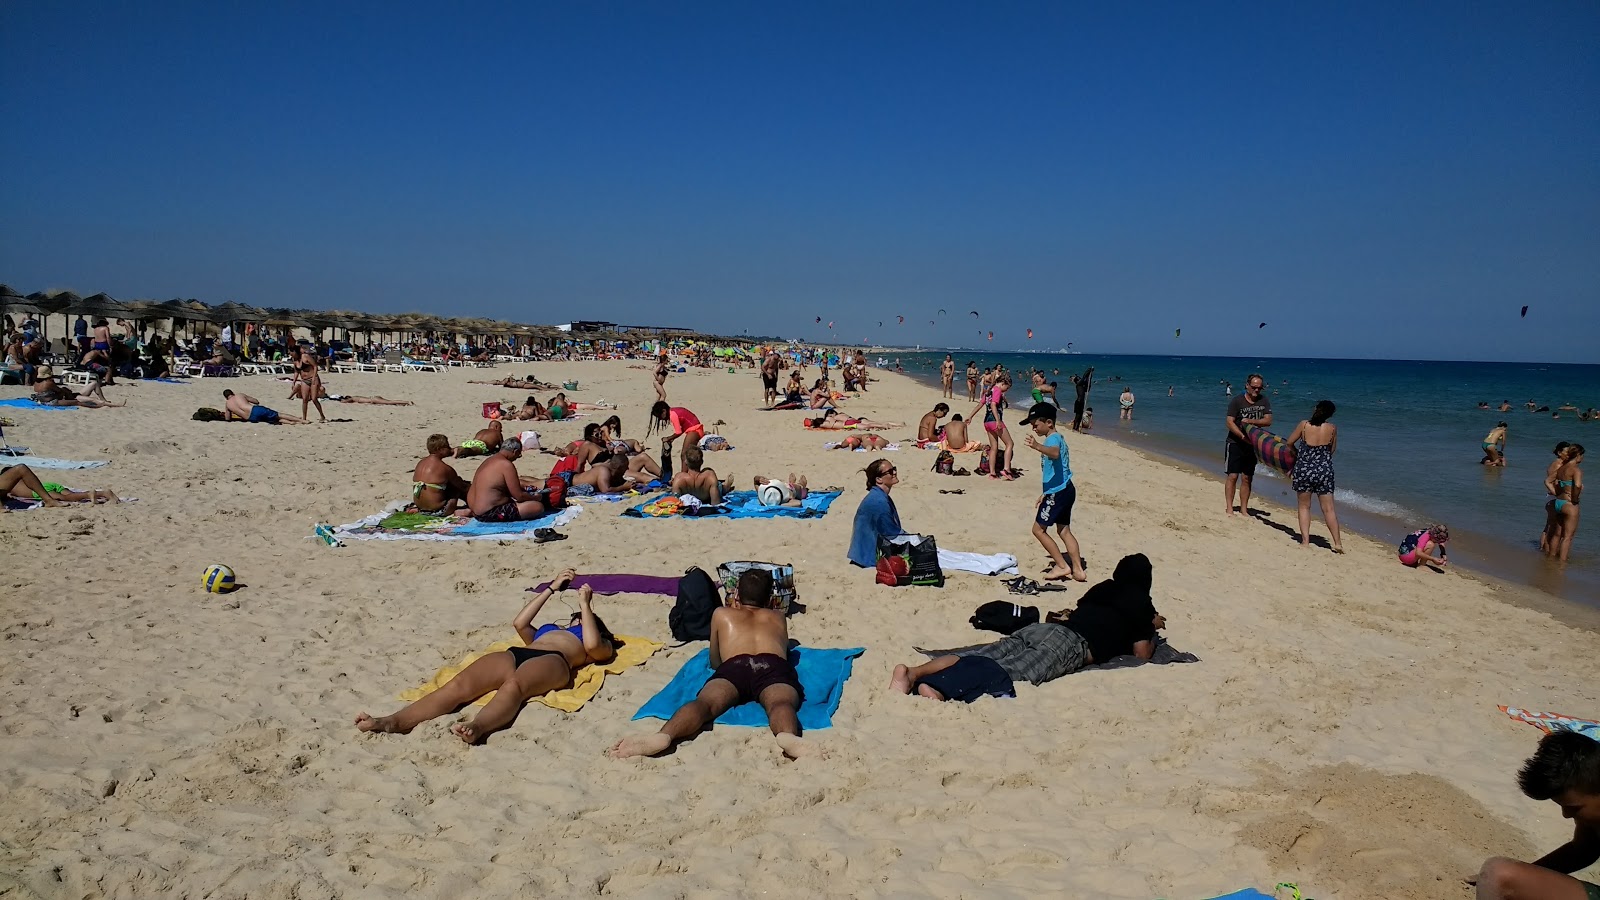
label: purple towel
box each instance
[528,574,682,596]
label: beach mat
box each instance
[622,489,841,520]
[632,646,863,731]
[0,399,74,411]
[1500,705,1600,740]
[335,500,581,542]
[0,454,108,469]
[823,441,901,451]
[529,574,680,596]
[400,634,663,713]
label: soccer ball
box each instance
[202,564,237,594]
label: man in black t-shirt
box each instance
[1223,373,1273,517]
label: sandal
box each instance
[532,528,568,543]
[938,489,965,495]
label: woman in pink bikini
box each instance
[970,375,1016,479]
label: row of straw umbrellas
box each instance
[0,284,704,347]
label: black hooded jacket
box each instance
[1058,553,1158,662]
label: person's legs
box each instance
[1540,501,1559,553]
[609,678,740,758]
[1224,473,1239,516]
[1055,523,1086,581]
[999,428,1015,479]
[1555,506,1580,562]
[1297,492,1313,545]
[1033,497,1070,577]
[1238,472,1255,516]
[1318,493,1343,552]
[0,466,63,506]
[1473,856,1593,900]
[757,683,817,758]
[452,653,572,743]
[889,655,962,694]
[355,651,515,734]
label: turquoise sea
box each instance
[883,351,1598,608]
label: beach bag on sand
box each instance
[669,566,720,642]
[715,561,798,614]
[970,600,1039,635]
[192,407,225,421]
[932,450,955,475]
[875,534,945,588]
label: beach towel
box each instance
[335,500,582,542]
[0,454,108,469]
[1500,706,1600,740]
[937,550,1020,576]
[623,489,841,520]
[400,634,664,713]
[0,399,74,411]
[528,574,681,596]
[632,646,863,730]
[823,441,901,451]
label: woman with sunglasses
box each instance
[848,459,906,567]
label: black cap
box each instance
[1020,402,1058,425]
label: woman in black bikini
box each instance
[356,570,616,744]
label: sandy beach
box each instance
[2,359,1597,900]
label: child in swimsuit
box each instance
[609,569,817,760]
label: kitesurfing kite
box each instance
[987,331,994,341]
[1175,328,1182,338]
[970,310,979,318]
[1521,305,1529,318]
[1027,329,1034,339]
[1258,322,1267,329]
[897,315,904,324]
[1066,342,1073,349]
[815,316,822,324]
[828,321,834,329]
[938,309,946,316]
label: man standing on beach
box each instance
[1223,373,1273,517]
[1070,366,1094,432]
[941,354,955,399]
[760,349,780,407]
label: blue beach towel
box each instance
[623,489,841,520]
[0,399,75,411]
[633,646,864,730]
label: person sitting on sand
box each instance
[754,473,811,507]
[413,434,471,515]
[1472,730,1600,900]
[848,459,904,567]
[888,554,1165,702]
[917,403,950,443]
[467,437,547,522]
[939,414,983,453]
[455,420,503,458]
[5,474,120,505]
[1398,524,1449,569]
[784,369,805,404]
[30,367,123,408]
[598,416,662,483]
[610,569,818,760]
[356,569,615,744]
[571,422,615,472]
[222,389,304,424]
[671,446,733,504]
[0,464,64,508]
[831,434,890,451]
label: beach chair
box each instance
[59,370,95,385]
[402,357,441,373]
[382,350,407,373]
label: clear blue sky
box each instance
[3,2,1596,362]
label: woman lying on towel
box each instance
[356,570,616,745]
[472,374,559,391]
[830,434,890,451]
[804,408,903,431]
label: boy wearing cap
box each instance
[1021,402,1087,582]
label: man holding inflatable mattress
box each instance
[1223,373,1272,517]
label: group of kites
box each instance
[809,306,1532,343]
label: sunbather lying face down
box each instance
[356,570,616,745]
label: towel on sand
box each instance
[0,454,108,469]
[336,500,582,542]
[633,646,863,730]
[401,634,664,713]
[623,489,841,520]
[823,441,901,451]
[938,550,1020,576]
[1501,706,1600,740]
[529,574,681,596]
[0,399,74,411]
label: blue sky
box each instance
[2,2,1596,362]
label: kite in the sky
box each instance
[877,321,883,327]
[1175,328,1182,338]
[1521,305,1529,318]
[1258,322,1267,329]
[987,331,994,340]
[815,316,822,323]
[1027,329,1034,339]
[929,320,935,326]
[970,310,979,318]
[938,309,946,316]
[828,321,834,329]
[897,315,904,324]
[1066,342,1073,349]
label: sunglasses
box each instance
[883,467,898,476]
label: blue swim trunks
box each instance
[248,405,280,424]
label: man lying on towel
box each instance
[1474,731,1600,900]
[610,569,821,760]
[889,554,1167,702]
[468,437,549,523]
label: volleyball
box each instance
[757,483,790,507]
[202,564,237,594]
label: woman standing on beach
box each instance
[1545,444,1583,562]
[1284,400,1343,553]
[971,375,1016,480]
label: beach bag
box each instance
[970,601,1039,635]
[875,534,945,588]
[715,561,798,614]
[932,450,954,475]
[975,456,991,476]
[669,566,720,642]
[192,407,226,421]
[482,402,501,419]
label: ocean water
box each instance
[881,351,1598,607]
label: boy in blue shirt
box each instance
[1021,403,1087,582]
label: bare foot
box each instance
[608,733,672,759]
[355,712,407,734]
[450,722,484,745]
[1042,570,1071,581]
[1071,570,1089,583]
[775,733,825,759]
[915,684,945,701]
[890,664,913,694]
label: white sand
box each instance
[1,360,1596,899]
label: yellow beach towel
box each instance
[399,634,664,713]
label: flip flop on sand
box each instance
[938,489,965,495]
[533,528,567,543]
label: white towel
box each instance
[0,455,109,469]
[937,550,1019,576]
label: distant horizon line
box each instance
[832,347,1597,367]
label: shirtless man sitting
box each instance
[456,420,503,458]
[467,437,547,523]
[609,569,818,760]
[413,434,471,515]
[222,389,303,424]
[940,414,982,452]
[917,403,950,443]
[671,446,733,504]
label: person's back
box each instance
[944,416,970,449]
[468,454,514,513]
[710,602,789,663]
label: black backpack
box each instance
[669,566,720,642]
[970,600,1040,635]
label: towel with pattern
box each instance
[336,500,582,541]
[1500,706,1600,740]
[623,489,841,520]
